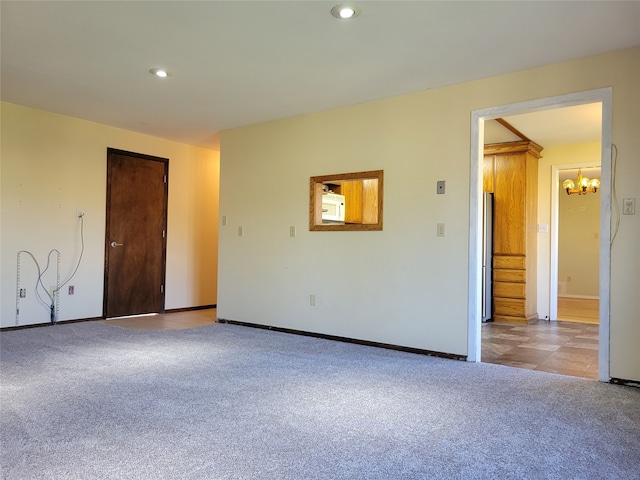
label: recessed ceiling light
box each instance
[149,68,169,78]
[331,4,360,19]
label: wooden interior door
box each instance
[104,148,168,318]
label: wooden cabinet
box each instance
[332,179,379,225]
[361,179,379,225]
[484,141,542,324]
[341,180,363,223]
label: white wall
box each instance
[1,103,219,327]
[218,48,640,381]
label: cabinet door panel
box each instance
[494,297,526,316]
[483,155,495,193]
[493,154,526,254]
[341,180,363,224]
[493,254,526,269]
[494,282,526,298]
[494,269,526,283]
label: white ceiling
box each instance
[484,103,603,147]
[2,1,639,151]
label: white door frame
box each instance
[467,88,612,382]
[550,161,601,321]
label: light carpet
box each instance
[1,321,639,479]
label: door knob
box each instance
[110,241,124,248]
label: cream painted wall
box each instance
[219,47,640,381]
[1,103,219,327]
[537,142,601,315]
[558,169,600,297]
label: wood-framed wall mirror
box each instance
[309,170,384,231]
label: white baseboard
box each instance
[558,294,599,300]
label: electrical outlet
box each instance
[290,226,296,237]
[310,294,316,306]
[622,198,636,215]
[222,215,227,226]
[238,226,244,236]
[437,223,445,237]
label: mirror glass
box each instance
[309,170,383,231]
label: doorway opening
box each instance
[553,161,601,326]
[467,88,612,382]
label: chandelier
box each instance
[562,169,600,195]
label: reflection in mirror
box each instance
[309,170,383,231]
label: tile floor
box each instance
[481,320,599,379]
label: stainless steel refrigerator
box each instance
[482,193,493,322]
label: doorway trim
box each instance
[550,160,600,321]
[467,88,612,382]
